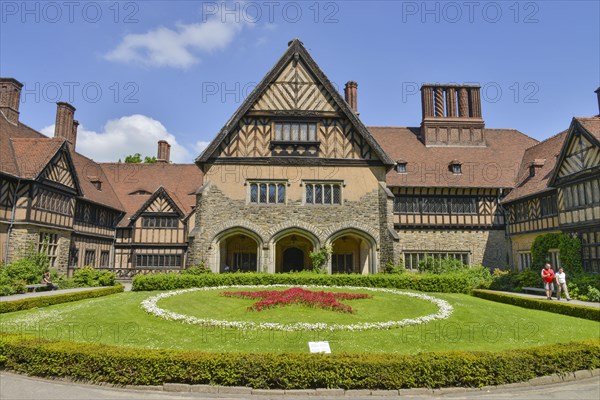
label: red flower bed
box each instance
[221,287,372,313]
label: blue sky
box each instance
[1,1,599,162]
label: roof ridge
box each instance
[523,129,567,151]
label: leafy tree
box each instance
[123,153,157,163]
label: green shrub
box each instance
[516,269,541,289]
[309,243,333,273]
[182,262,212,275]
[531,233,583,271]
[489,269,518,291]
[73,266,116,287]
[0,285,124,314]
[417,257,469,274]
[472,290,600,322]
[383,259,406,274]
[0,333,598,389]
[132,269,491,293]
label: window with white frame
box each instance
[305,182,342,205]
[518,252,532,270]
[274,122,317,142]
[403,251,470,271]
[547,249,560,269]
[84,249,96,267]
[38,233,59,268]
[249,182,286,204]
[332,253,354,274]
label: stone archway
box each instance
[271,228,319,273]
[327,229,377,275]
[212,228,262,273]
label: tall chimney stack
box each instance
[157,140,171,163]
[54,102,76,146]
[0,78,23,124]
[595,87,600,116]
[72,120,79,149]
[344,81,358,113]
[420,84,485,147]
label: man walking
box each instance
[555,267,572,301]
[541,263,555,300]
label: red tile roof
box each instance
[576,117,600,141]
[502,130,568,203]
[99,163,203,227]
[369,127,538,189]
[0,112,124,212]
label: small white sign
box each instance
[308,341,331,354]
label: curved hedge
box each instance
[132,270,491,293]
[0,334,598,389]
[0,285,124,314]
[472,290,600,322]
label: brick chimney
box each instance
[595,87,600,116]
[72,120,79,149]
[420,84,485,147]
[0,78,23,124]
[157,140,171,163]
[344,81,358,113]
[54,102,77,146]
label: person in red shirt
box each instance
[541,263,555,300]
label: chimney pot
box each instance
[72,120,79,150]
[157,140,171,163]
[54,102,76,146]
[344,81,358,113]
[595,87,600,116]
[0,77,23,124]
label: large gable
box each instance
[197,39,393,167]
[39,148,77,190]
[251,59,337,113]
[550,118,600,185]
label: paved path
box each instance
[0,372,598,400]
[488,290,600,308]
[0,282,131,302]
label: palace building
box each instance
[1,40,599,275]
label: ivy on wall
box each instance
[531,233,582,272]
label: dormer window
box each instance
[396,161,407,174]
[129,190,152,196]
[274,122,317,142]
[91,180,102,191]
[449,160,462,175]
[529,165,536,178]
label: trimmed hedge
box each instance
[132,270,491,293]
[472,290,600,322]
[0,334,598,389]
[0,285,124,314]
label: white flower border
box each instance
[141,285,453,332]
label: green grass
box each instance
[1,286,598,354]
[159,287,439,325]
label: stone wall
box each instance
[6,224,71,272]
[188,183,384,272]
[394,229,507,268]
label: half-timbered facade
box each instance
[191,39,395,274]
[2,43,598,275]
[370,84,537,269]
[503,106,600,272]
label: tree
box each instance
[123,153,157,163]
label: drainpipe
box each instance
[5,178,22,265]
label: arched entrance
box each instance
[328,230,377,274]
[216,230,261,273]
[273,229,318,273]
[282,248,304,272]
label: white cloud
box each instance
[194,140,210,155]
[41,115,195,163]
[105,11,247,69]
